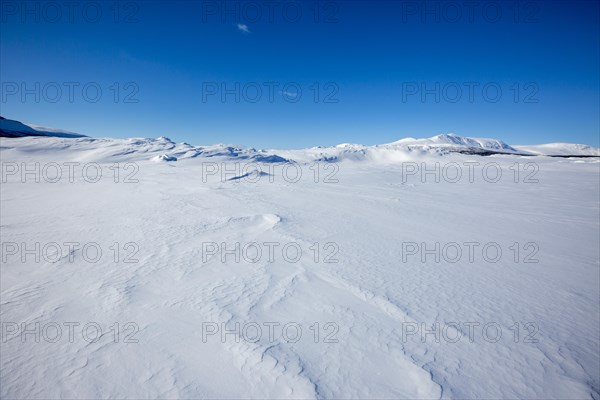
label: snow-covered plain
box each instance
[1,126,599,398]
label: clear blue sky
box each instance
[1,0,598,148]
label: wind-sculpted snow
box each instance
[1,130,599,398]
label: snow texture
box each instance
[1,119,599,399]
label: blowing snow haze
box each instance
[1,1,599,399]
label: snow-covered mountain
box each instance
[514,143,600,157]
[387,133,523,153]
[280,134,533,163]
[2,117,598,162]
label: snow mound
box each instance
[227,169,273,181]
[154,154,178,162]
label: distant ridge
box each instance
[0,116,87,138]
[1,117,598,159]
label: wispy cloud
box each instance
[280,90,299,98]
[237,24,250,34]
